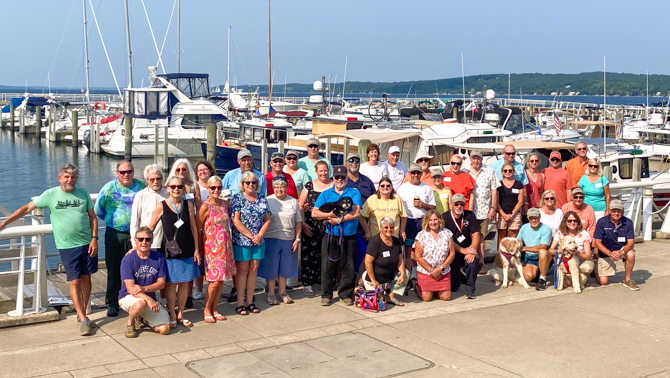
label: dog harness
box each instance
[500,251,515,264]
[561,255,573,274]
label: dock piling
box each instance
[207,123,216,167]
[163,125,169,172]
[154,123,159,165]
[124,115,132,161]
[9,103,15,130]
[325,138,332,163]
[19,108,25,134]
[261,139,268,173]
[71,111,78,147]
[278,140,284,154]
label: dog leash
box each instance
[326,223,344,262]
[554,250,562,289]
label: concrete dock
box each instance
[1,239,670,378]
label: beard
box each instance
[454,208,463,216]
[348,166,359,174]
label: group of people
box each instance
[0,140,640,339]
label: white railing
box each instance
[610,181,655,241]
[0,93,123,103]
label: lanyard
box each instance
[168,198,182,217]
[450,211,464,234]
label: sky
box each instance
[3,0,670,91]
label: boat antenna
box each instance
[177,0,180,72]
[267,0,272,115]
[603,57,606,156]
[342,54,348,99]
[461,53,465,103]
[124,0,133,88]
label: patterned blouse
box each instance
[415,228,453,275]
[466,166,500,220]
[229,192,271,246]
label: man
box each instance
[541,151,576,208]
[119,227,170,338]
[96,160,147,317]
[0,164,98,336]
[516,208,553,289]
[442,194,480,299]
[312,166,362,306]
[490,144,529,185]
[561,187,596,238]
[130,164,167,251]
[265,152,299,198]
[594,199,638,290]
[397,163,436,277]
[565,141,589,186]
[381,146,408,191]
[298,137,333,181]
[222,149,267,196]
[442,154,475,211]
[402,150,433,185]
[345,152,375,204]
[465,149,500,275]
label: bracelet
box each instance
[295,238,301,242]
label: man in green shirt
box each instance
[298,137,333,181]
[0,164,98,336]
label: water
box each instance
[0,130,159,269]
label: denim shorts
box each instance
[259,238,297,280]
[59,245,98,281]
[524,252,539,267]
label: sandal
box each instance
[390,297,404,306]
[266,295,279,306]
[169,320,177,329]
[246,303,260,314]
[179,318,193,328]
[235,305,249,316]
[204,316,216,324]
[303,285,315,296]
[279,293,294,304]
[213,312,226,321]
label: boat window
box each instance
[159,92,169,115]
[264,129,286,143]
[505,113,538,135]
[147,92,158,117]
[468,136,497,143]
[243,126,252,140]
[253,128,263,142]
[124,91,132,114]
[182,114,211,128]
[617,157,649,180]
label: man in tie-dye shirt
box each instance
[95,160,146,317]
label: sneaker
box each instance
[124,324,138,338]
[342,298,354,306]
[185,296,194,308]
[227,287,237,303]
[76,316,96,328]
[477,263,487,275]
[466,291,476,300]
[321,297,332,306]
[623,280,640,291]
[80,320,92,336]
[107,304,119,317]
[192,291,205,300]
[134,316,146,329]
[536,278,547,291]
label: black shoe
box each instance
[536,278,547,291]
[107,304,119,317]
[227,287,237,303]
[466,291,476,300]
[185,296,194,308]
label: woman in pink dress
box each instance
[197,176,235,323]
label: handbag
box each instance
[355,287,385,313]
[164,235,183,258]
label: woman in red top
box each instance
[442,155,475,211]
[525,152,544,209]
[265,152,299,199]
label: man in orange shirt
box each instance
[442,154,475,211]
[402,150,433,185]
[542,151,576,208]
[565,142,589,186]
[561,187,596,237]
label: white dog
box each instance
[493,237,530,289]
[557,236,585,294]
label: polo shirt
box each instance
[221,168,267,196]
[381,160,408,191]
[565,156,589,186]
[347,173,375,204]
[594,215,635,258]
[442,210,479,249]
[490,159,529,185]
[314,186,362,236]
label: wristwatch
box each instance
[440,266,446,273]
[91,236,99,240]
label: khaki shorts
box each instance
[597,257,618,277]
[119,294,170,327]
[495,212,522,231]
[478,219,489,237]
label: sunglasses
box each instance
[307,144,319,149]
[209,186,223,191]
[573,195,584,200]
[588,165,599,168]
[286,156,297,161]
[504,151,515,155]
[118,170,133,175]
[450,162,462,166]
[567,219,578,224]
[272,159,284,163]
[577,148,587,151]
[529,159,539,163]
[148,177,162,182]
[168,185,184,190]
[502,169,513,173]
[417,158,430,163]
[544,197,555,201]
[453,202,465,207]
[136,237,153,243]
[176,168,188,173]
[550,158,561,162]
[334,176,346,180]
[244,181,257,186]
[379,184,391,189]
[410,171,422,175]
[348,158,360,163]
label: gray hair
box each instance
[587,157,602,176]
[143,164,163,180]
[165,175,184,187]
[168,158,197,185]
[379,216,395,228]
[59,163,78,177]
[575,141,587,150]
[272,177,288,188]
[116,160,133,172]
[238,171,260,193]
[135,226,153,239]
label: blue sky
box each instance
[3,0,669,90]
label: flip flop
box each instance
[204,316,216,324]
[169,320,177,329]
[390,297,404,306]
[179,318,193,328]
[213,313,226,321]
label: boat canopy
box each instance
[155,73,210,99]
[123,88,170,119]
[1,97,50,113]
[317,129,423,144]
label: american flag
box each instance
[553,112,563,136]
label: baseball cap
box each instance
[333,165,347,177]
[610,199,625,210]
[527,208,541,218]
[237,149,252,159]
[429,167,443,177]
[286,150,299,158]
[550,151,562,160]
[451,193,466,203]
[388,146,400,154]
[470,150,483,158]
[572,187,584,195]
[347,153,360,161]
[270,152,285,161]
[408,163,422,173]
[306,137,320,147]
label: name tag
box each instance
[595,183,603,188]
[617,236,626,243]
[382,251,391,258]
[260,203,267,209]
[512,189,519,194]
[440,193,450,199]
[283,204,294,211]
[174,219,184,229]
[457,235,466,243]
[444,177,451,182]
[184,193,194,200]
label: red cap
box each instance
[550,151,562,160]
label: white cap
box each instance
[388,146,400,154]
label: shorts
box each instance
[524,252,539,267]
[496,212,522,231]
[259,238,298,280]
[233,243,266,262]
[478,219,489,237]
[59,245,98,281]
[597,256,618,277]
[405,218,423,247]
[119,294,170,327]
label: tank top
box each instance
[525,171,544,209]
[160,200,195,259]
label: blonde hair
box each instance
[421,209,444,232]
[539,190,557,208]
[238,171,260,193]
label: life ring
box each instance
[93,101,106,110]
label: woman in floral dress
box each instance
[197,176,235,323]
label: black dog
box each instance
[319,197,353,223]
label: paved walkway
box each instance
[2,240,670,378]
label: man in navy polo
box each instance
[594,199,638,290]
[312,165,362,306]
[345,152,376,273]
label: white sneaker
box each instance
[192,291,205,300]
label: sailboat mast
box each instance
[603,57,606,154]
[267,0,272,112]
[82,0,91,104]
[227,26,231,115]
[124,0,133,88]
[177,0,181,73]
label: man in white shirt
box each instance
[130,164,168,250]
[381,146,408,191]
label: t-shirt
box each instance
[265,172,299,199]
[579,175,609,212]
[540,208,564,236]
[490,160,529,185]
[433,188,451,215]
[517,223,553,249]
[346,174,376,204]
[221,168,267,196]
[33,187,94,250]
[442,171,476,209]
[284,166,310,195]
[314,186,362,236]
[298,156,333,181]
[594,215,635,258]
[118,250,167,301]
[402,171,433,186]
[265,195,302,240]
[361,195,407,237]
[381,161,408,191]
[442,210,479,249]
[565,157,589,186]
[365,235,403,284]
[497,180,524,214]
[561,202,596,238]
[541,167,576,209]
[359,162,389,189]
[95,179,147,232]
[396,182,436,219]
[229,193,272,246]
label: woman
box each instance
[197,176,235,323]
[496,163,525,242]
[169,159,198,204]
[363,217,409,306]
[579,157,610,221]
[148,176,200,328]
[525,152,545,210]
[549,211,594,280]
[195,161,215,206]
[260,177,302,305]
[230,171,272,315]
[414,210,455,302]
[298,160,333,296]
[429,167,451,214]
[283,150,310,195]
[539,189,564,236]
[360,177,407,241]
[265,153,299,199]
[359,143,388,189]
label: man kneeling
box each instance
[517,208,553,290]
[119,227,170,338]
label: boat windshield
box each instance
[505,113,538,134]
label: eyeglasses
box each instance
[544,197,555,201]
[136,237,153,243]
[286,156,297,161]
[577,148,587,151]
[168,185,184,190]
[529,159,539,163]
[567,219,578,224]
[272,159,284,164]
[502,169,513,173]
[334,176,346,181]
[209,186,223,191]
[573,195,584,200]
[307,144,319,149]
[417,158,430,163]
[588,165,599,168]
[382,226,393,230]
[453,202,465,207]
[348,158,360,163]
[118,170,133,175]
[450,162,462,166]
[432,176,443,180]
[175,168,188,173]
[410,171,422,175]
[379,184,391,189]
[244,181,257,186]
[550,158,561,162]
[148,177,162,182]
[504,151,515,155]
